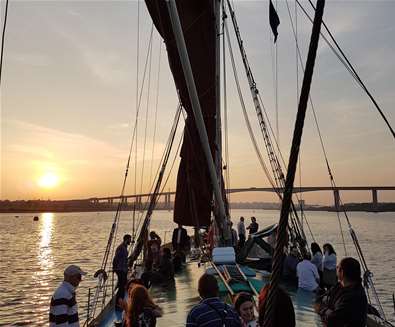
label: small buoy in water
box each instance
[33,216,39,221]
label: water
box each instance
[0,209,394,326]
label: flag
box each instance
[269,0,280,43]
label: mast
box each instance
[166,0,230,241]
[214,0,222,204]
[262,1,326,326]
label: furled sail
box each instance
[145,0,217,227]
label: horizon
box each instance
[1,1,395,205]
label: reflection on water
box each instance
[38,212,54,270]
[0,210,394,326]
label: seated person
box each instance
[296,252,320,291]
[282,247,299,282]
[315,257,368,327]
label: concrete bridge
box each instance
[87,186,395,210]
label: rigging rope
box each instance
[296,0,395,140]
[262,2,325,326]
[284,1,386,318]
[225,0,312,247]
[149,41,162,186]
[0,0,9,86]
[139,33,154,195]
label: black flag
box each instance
[269,0,280,43]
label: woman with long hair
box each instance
[310,242,323,271]
[125,284,162,327]
[322,243,337,289]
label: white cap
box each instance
[64,265,87,277]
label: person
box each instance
[172,223,189,252]
[310,242,323,271]
[315,257,368,327]
[322,243,337,288]
[296,252,320,291]
[125,284,162,327]
[49,265,86,327]
[230,222,238,248]
[186,274,241,326]
[233,292,257,327]
[258,284,295,327]
[282,247,299,282]
[113,234,132,308]
[246,217,258,236]
[145,231,162,271]
[237,217,246,248]
[141,247,174,288]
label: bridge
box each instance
[87,186,395,211]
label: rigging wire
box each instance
[149,41,162,186]
[225,0,313,246]
[285,0,349,257]
[285,0,386,317]
[297,0,395,140]
[134,0,141,197]
[0,0,9,86]
[224,22,277,191]
[140,33,154,195]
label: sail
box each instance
[145,0,217,227]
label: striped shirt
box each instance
[49,281,80,327]
[186,297,241,327]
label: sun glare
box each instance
[38,172,59,188]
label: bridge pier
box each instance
[372,189,378,211]
[333,189,340,211]
[136,196,142,210]
[164,194,171,210]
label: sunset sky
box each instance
[1,1,394,205]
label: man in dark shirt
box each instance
[315,257,367,327]
[246,216,259,236]
[187,274,241,326]
[172,224,189,252]
[112,234,131,308]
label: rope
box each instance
[139,33,154,195]
[149,41,162,186]
[225,0,310,250]
[134,0,141,197]
[0,0,9,86]
[263,1,325,326]
[296,0,395,140]
[285,1,386,317]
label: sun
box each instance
[38,172,59,189]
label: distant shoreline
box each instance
[1,200,394,213]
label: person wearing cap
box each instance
[112,234,132,309]
[49,265,86,326]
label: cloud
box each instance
[4,119,127,166]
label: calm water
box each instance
[0,209,394,326]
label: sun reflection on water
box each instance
[38,213,54,274]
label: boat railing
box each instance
[84,269,116,326]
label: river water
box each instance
[0,209,394,326]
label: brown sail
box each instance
[145,0,217,227]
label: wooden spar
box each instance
[166,0,230,241]
[262,1,326,326]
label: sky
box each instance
[1,0,394,205]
